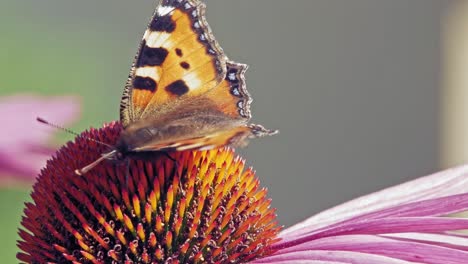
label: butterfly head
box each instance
[74,147,127,176]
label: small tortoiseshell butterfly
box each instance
[76,0,277,175]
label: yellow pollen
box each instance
[180,241,190,254]
[212,182,225,210]
[223,173,236,195]
[77,239,90,251]
[142,251,150,263]
[199,158,209,176]
[108,250,119,261]
[145,203,152,224]
[149,191,157,211]
[200,235,212,248]
[103,221,115,236]
[72,231,83,241]
[137,223,145,241]
[245,199,260,215]
[130,240,138,255]
[164,202,172,224]
[80,250,96,262]
[133,195,141,218]
[254,188,267,202]
[116,230,127,245]
[178,197,186,219]
[153,180,161,203]
[156,216,164,234]
[219,229,233,244]
[217,162,228,185]
[185,186,194,207]
[259,201,272,215]
[196,197,205,217]
[114,205,124,221]
[167,185,174,208]
[155,248,163,260]
[123,214,135,233]
[149,232,157,248]
[166,231,173,249]
[174,217,182,236]
[237,196,250,214]
[201,183,210,201]
[226,190,239,209]
[204,163,216,186]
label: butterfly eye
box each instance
[116,152,124,160]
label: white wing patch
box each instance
[157,5,175,16]
[182,72,202,90]
[135,67,162,81]
[144,31,174,49]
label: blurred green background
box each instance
[0,0,455,263]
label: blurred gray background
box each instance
[1,0,451,230]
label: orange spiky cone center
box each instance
[17,122,280,263]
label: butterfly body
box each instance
[117,96,247,153]
[75,0,277,175]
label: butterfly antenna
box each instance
[36,117,112,148]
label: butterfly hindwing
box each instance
[120,0,227,127]
[204,61,252,120]
[132,124,275,152]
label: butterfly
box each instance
[76,0,277,175]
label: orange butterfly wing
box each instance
[120,0,226,126]
[119,0,277,154]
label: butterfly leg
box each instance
[163,152,183,178]
[125,158,130,186]
[163,152,176,163]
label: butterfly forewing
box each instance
[120,0,227,126]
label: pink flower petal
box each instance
[0,95,80,182]
[263,235,468,264]
[281,165,468,237]
[383,233,468,250]
[276,216,468,249]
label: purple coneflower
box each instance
[17,122,280,263]
[17,122,468,263]
[0,95,79,185]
